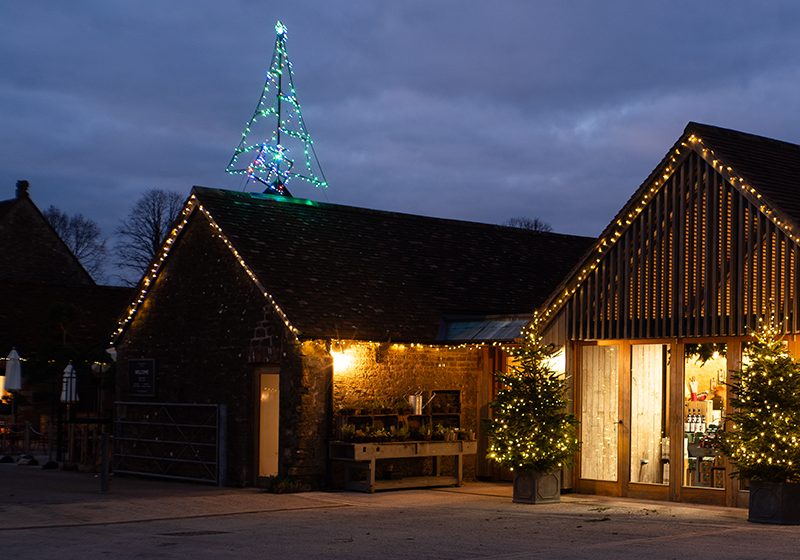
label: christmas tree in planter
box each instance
[720,318,800,524]
[487,314,579,504]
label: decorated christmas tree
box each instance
[720,318,800,482]
[487,315,579,473]
[226,21,328,195]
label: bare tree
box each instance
[115,189,183,282]
[43,206,108,280]
[504,216,553,233]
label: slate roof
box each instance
[0,282,131,358]
[687,122,800,226]
[0,193,94,286]
[191,187,595,342]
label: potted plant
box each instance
[487,314,579,504]
[720,319,800,524]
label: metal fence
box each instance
[113,402,226,485]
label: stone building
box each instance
[111,187,593,487]
[0,181,130,433]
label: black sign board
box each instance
[128,359,156,397]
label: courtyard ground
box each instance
[1,463,796,559]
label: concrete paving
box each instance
[1,463,796,559]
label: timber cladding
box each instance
[562,141,799,340]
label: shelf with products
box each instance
[335,389,465,442]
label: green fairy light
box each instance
[226,20,328,195]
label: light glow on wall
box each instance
[331,350,355,375]
[545,347,566,376]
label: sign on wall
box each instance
[128,359,156,397]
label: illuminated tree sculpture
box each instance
[226,20,328,195]
[488,315,579,474]
[721,319,800,482]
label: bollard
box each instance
[100,432,109,493]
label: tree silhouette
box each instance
[43,206,107,281]
[115,189,183,283]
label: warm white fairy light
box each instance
[540,130,800,324]
[110,193,300,345]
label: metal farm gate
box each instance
[114,402,226,485]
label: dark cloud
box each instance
[2,0,800,282]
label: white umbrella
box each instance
[4,348,22,391]
[60,362,79,404]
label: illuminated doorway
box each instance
[258,373,279,477]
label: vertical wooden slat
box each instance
[676,164,686,338]
[783,234,790,331]
[600,254,611,338]
[587,272,594,340]
[639,206,646,339]
[709,168,718,336]
[694,154,703,336]
[622,227,630,340]
[593,249,600,340]
[630,219,637,339]
[792,243,800,333]
[722,181,730,336]
[756,209,763,323]
[614,241,621,339]
[766,221,774,317]
[732,183,741,335]
[654,188,662,338]
[664,179,672,337]
[639,198,653,338]
[736,197,750,336]
[578,284,584,341]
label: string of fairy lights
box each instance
[721,317,800,481]
[110,194,300,345]
[109,195,510,349]
[225,20,328,194]
[486,316,579,471]
[540,131,800,326]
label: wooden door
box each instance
[576,344,620,495]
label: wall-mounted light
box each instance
[331,349,355,375]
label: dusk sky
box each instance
[3,1,800,282]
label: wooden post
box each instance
[100,431,110,493]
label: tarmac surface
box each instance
[1,463,797,560]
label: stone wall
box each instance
[324,340,483,480]
[113,210,484,488]
[116,212,292,486]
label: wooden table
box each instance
[330,440,477,493]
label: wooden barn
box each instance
[540,122,800,506]
[110,187,592,487]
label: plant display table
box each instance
[330,440,477,493]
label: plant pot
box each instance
[748,480,800,524]
[512,469,561,504]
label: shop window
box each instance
[682,344,726,489]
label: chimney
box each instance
[15,180,29,199]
